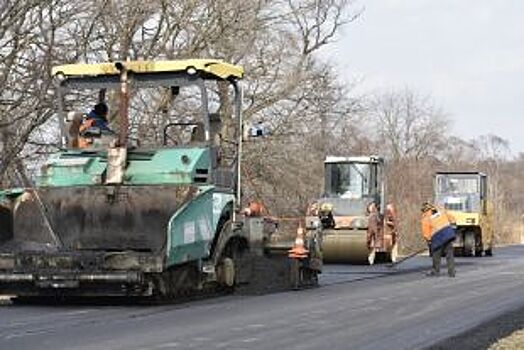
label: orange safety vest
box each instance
[421,206,456,241]
[77,118,95,148]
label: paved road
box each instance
[2,245,524,350]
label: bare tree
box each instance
[369,88,449,161]
[0,0,81,184]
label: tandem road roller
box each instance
[306,156,397,264]
[434,171,494,256]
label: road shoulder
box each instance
[428,304,524,350]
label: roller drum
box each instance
[322,229,374,264]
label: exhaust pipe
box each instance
[115,62,129,147]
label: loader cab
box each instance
[434,172,487,215]
[321,156,385,216]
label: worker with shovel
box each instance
[421,202,457,277]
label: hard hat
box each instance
[319,202,334,213]
[421,202,434,213]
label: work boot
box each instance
[425,271,440,277]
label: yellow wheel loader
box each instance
[434,172,493,256]
[306,156,397,265]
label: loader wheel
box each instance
[474,233,483,257]
[485,248,493,257]
[217,257,235,288]
[214,221,236,290]
[463,232,475,257]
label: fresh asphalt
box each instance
[1,245,524,350]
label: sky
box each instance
[326,0,524,153]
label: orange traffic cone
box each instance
[288,224,309,259]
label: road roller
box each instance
[306,156,397,264]
[434,171,494,256]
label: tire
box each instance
[474,232,483,257]
[463,232,475,257]
[215,221,243,291]
[217,257,235,288]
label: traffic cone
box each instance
[288,224,309,259]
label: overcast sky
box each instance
[327,0,524,153]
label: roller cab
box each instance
[434,172,493,257]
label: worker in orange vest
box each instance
[75,103,114,148]
[85,102,113,133]
[421,202,456,277]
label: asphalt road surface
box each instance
[2,245,524,350]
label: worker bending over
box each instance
[421,202,456,277]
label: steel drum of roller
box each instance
[322,229,375,264]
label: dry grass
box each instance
[489,329,524,350]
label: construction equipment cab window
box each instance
[325,162,371,199]
[435,174,483,213]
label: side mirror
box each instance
[244,121,271,140]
